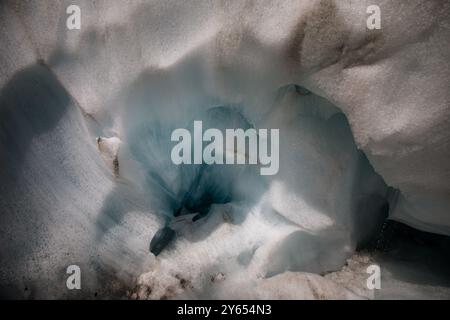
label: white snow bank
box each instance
[1,0,449,298]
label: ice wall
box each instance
[1,0,449,298]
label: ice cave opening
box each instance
[118,83,450,300]
[120,84,390,260]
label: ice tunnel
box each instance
[1,0,450,299]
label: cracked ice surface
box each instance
[0,0,450,299]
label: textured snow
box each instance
[0,0,449,299]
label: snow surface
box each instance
[0,0,449,299]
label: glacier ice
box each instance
[0,0,449,299]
